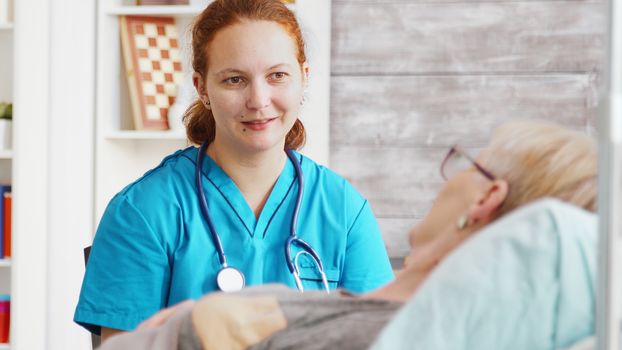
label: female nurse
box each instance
[74,0,394,342]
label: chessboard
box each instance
[120,16,184,130]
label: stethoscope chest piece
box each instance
[217,266,245,292]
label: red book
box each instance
[3,192,10,258]
[0,296,9,343]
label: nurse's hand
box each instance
[137,299,196,330]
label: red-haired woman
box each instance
[75,0,393,342]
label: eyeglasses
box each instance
[440,145,496,181]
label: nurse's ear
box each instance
[300,62,309,106]
[193,72,211,110]
[301,62,309,86]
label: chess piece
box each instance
[168,77,196,131]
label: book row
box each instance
[0,294,8,344]
[0,184,11,259]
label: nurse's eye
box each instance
[269,72,289,82]
[223,76,245,86]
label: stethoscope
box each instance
[195,141,330,293]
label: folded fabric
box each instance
[370,198,597,350]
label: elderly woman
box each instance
[100,120,597,350]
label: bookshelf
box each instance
[94,0,331,218]
[0,0,11,347]
[95,0,195,218]
[3,0,97,348]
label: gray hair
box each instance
[485,120,597,216]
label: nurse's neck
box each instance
[207,140,287,218]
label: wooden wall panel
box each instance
[378,217,419,260]
[334,0,580,3]
[332,146,447,218]
[329,0,604,259]
[331,74,597,147]
[332,1,604,74]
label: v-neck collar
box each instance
[190,147,300,238]
[256,153,298,238]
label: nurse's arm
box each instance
[101,327,124,343]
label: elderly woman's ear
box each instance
[465,179,509,228]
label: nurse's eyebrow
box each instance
[267,63,293,70]
[213,68,245,77]
[213,64,294,77]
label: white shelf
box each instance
[0,343,9,350]
[0,151,12,159]
[0,259,10,267]
[105,5,206,16]
[104,130,187,140]
[105,3,293,16]
[0,23,12,31]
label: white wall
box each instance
[13,0,94,349]
[12,0,50,348]
[46,0,95,348]
[296,0,331,166]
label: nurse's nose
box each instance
[246,80,271,110]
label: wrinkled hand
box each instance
[137,299,196,330]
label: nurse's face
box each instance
[201,20,307,153]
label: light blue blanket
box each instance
[371,198,597,350]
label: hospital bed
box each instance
[370,198,597,350]
[371,0,622,344]
[91,198,597,349]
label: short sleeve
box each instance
[340,201,394,293]
[74,194,171,335]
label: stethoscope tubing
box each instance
[283,150,325,275]
[195,141,329,293]
[195,141,228,267]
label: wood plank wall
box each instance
[329,0,605,259]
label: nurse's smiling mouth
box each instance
[241,117,278,131]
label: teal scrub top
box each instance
[74,146,394,334]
